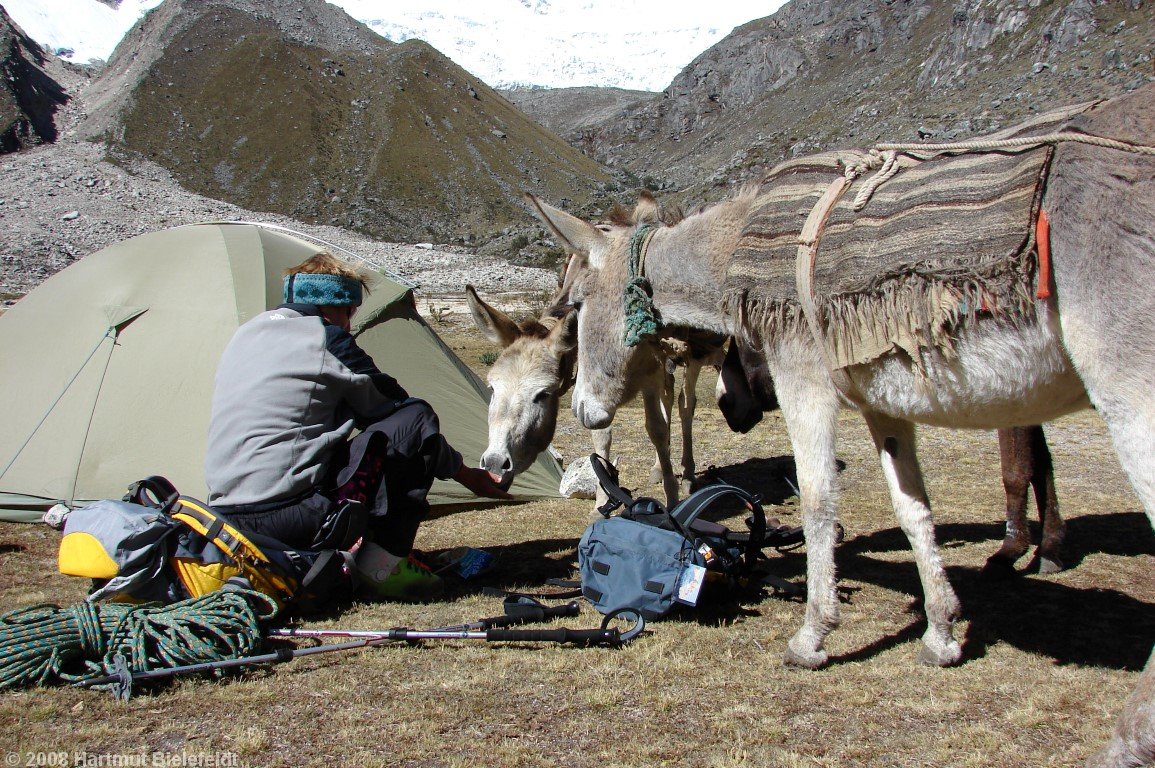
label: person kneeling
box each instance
[204,253,510,602]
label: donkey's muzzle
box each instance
[573,398,612,430]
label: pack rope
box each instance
[849,130,1155,211]
[623,223,660,347]
[0,589,275,695]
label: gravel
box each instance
[0,91,560,309]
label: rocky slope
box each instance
[501,86,654,141]
[574,0,1155,202]
[0,6,71,152]
[74,0,612,245]
[0,133,561,304]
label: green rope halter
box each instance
[623,224,660,347]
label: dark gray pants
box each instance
[220,400,445,555]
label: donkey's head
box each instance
[525,194,665,430]
[465,285,578,483]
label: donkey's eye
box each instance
[533,390,553,404]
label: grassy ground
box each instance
[1,313,1152,767]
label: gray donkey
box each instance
[525,84,1155,766]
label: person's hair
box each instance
[285,252,369,292]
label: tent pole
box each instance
[0,328,116,494]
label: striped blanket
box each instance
[722,102,1096,371]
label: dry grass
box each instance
[1,315,1152,767]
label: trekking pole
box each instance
[269,596,581,640]
[74,606,643,698]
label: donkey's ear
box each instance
[552,252,589,309]
[634,192,660,224]
[549,309,579,355]
[465,285,521,348]
[525,194,608,269]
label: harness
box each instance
[791,128,1155,395]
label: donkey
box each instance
[465,283,724,507]
[526,85,1155,766]
[721,340,1067,574]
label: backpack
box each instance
[577,454,803,619]
[57,476,359,615]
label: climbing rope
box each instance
[845,130,1155,211]
[0,590,276,692]
[623,223,660,347]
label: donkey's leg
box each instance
[771,345,843,669]
[1026,425,1065,574]
[648,362,676,489]
[861,410,962,667]
[677,358,702,495]
[641,370,679,507]
[984,427,1035,576]
[1085,647,1155,768]
[590,427,613,513]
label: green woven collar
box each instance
[623,223,660,347]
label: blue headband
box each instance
[283,273,363,306]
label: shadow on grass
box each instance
[694,455,844,508]
[437,537,581,598]
[461,514,1155,670]
[835,511,1155,670]
[840,511,1154,564]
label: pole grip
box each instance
[541,601,582,620]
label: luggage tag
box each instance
[675,562,707,606]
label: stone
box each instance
[559,455,600,500]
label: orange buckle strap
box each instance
[1036,209,1052,300]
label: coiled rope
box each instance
[0,590,276,691]
[846,130,1155,211]
[623,223,660,347]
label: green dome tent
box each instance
[0,223,562,522]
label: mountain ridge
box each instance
[570,0,1154,204]
[74,0,611,246]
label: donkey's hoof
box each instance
[917,641,962,667]
[783,645,827,670]
[1037,555,1065,575]
[981,556,1019,580]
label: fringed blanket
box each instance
[722,101,1096,371]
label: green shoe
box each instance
[366,554,445,602]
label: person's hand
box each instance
[453,465,514,500]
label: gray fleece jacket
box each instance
[204,304,462,507]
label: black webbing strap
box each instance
[588,453,637,517]
[670,483,767,571]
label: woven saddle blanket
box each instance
[722,101,1096,370]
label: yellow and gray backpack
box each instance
[57,477,360,615]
